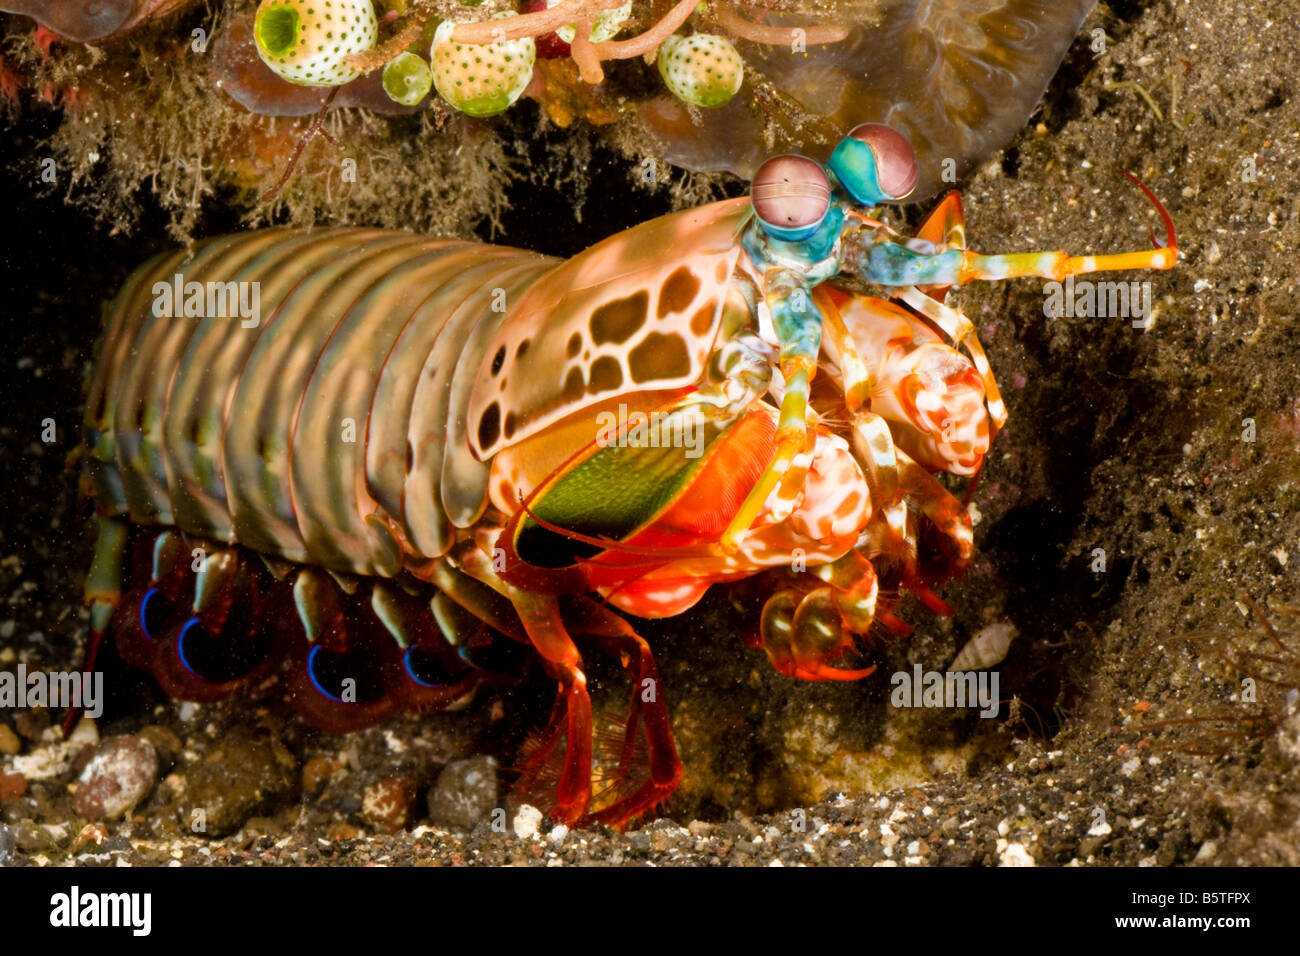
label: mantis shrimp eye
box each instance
[828,123,920,206]
[751,154,832,242]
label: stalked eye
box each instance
[828,123,919,206]
[750,154,831,242]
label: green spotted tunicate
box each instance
[253,0,378,88]
[383,51,433,106]
[657,33,744,109]
[430,14,536,118]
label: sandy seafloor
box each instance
[1,0,1298,866]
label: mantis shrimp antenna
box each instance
[958,169,1178,283]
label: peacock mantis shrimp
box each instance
[71,123,1176,826]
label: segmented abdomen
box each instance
[84,228,554,575]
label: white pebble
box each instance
[512,804,543,839]
[879,823,898,848]
[69,718,99,746]
[999,842,1035,867]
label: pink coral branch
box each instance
[711,6,849,46]
[442,1,848,87]
[568,21,602,84]
[592,0,699,59]
[448,0,697,85]
[574,0,699,83]
[451,0,625,44]
[344,7,432,72]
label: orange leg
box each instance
[517,596,594,822]
[453,541,594,823]
[571,600,683,827]
[454,536,680,827]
